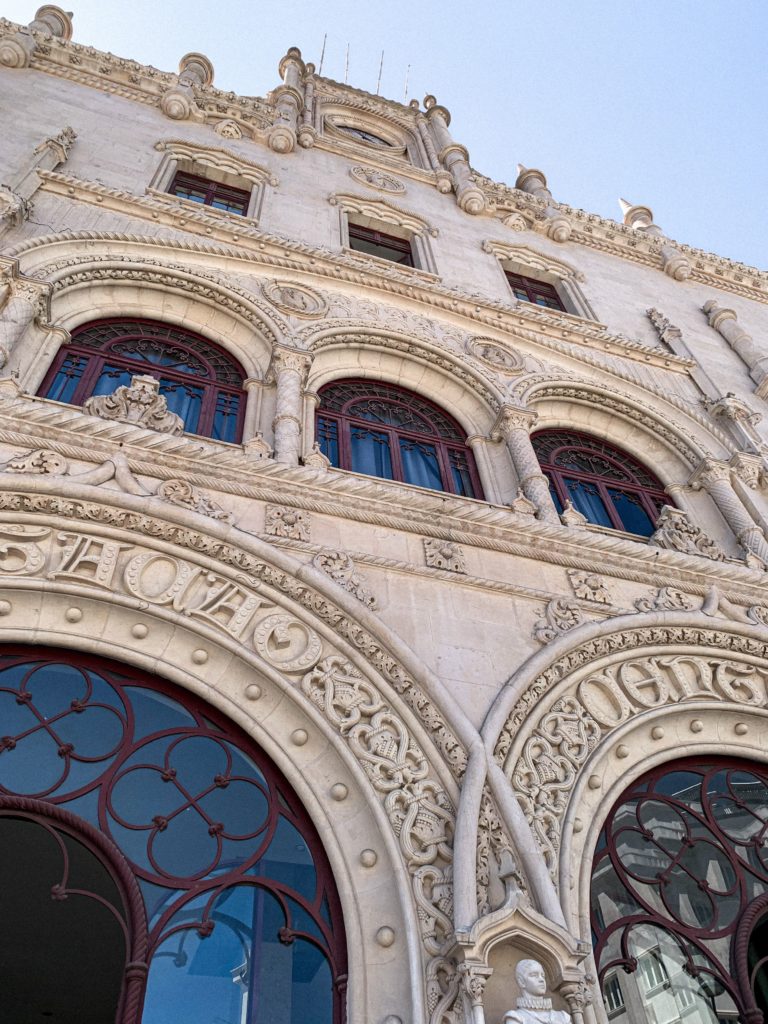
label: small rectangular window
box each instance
[505,271,566,311]
[169,171,250,216]
[348,222,414,266]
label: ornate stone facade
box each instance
[2,11,768,1024]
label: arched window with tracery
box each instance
[591,756,768,1024]
[531,429,669,536]
[315,379,483,498]
[0,647,347,1024]
[39,319,246,442]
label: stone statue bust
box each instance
[502,959,571,1024]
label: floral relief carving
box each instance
[349,165,406,194]
[567,570,611,605]
[312,549,377,608]
[533,599,584,643]
[83,374,184,435]
[3,449,69,475]
[264,504,310,541]
[649,506,725,561]
[635,586,695,612]
[156,479,233,522]
[423,538,466,574]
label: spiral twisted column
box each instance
[496,407,560,524]
[270,346,313,466]
[690,459,768,565]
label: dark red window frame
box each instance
[38,318,247,443]
[591,756,768,1024]
[347,222,414,266]
[0,645,348,1024]
[505,271,566,311]
[316,378,483,499]
[532,429,668,536]
[169,171,251,216]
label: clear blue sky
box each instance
[5,0,767,268]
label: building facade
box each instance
[2,8,768,1024]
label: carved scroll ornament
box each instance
[83,374,184,435]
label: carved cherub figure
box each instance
[502,959,571,1024]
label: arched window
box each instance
[532,429,668,536]
[39,319,247,442]
[316,379,483,499]
[591,756,768,1024]
[0,647,347,1024]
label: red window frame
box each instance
[169,170,251,216]
[505,271,565,311]
[347,222,414,266]
[38,318,247,443]
[532,429,669,534]
[316,378,483,499]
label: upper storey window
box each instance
[348,222,414,266]
[169,171,251,216]
[505,271,566,311]
[316,379,482,499]
[39,319,246,442]
[532,430,668,536]
[335,125,391,147]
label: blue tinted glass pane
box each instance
[608,488,655,536]
[449,450,475,498]
[160,379,203,433]
[92,365,133,396]
[46,354,88,402]
[213,391,240,442]
[316,418,339,466]
[547,477,563,514]
[350,426,393,479]
[564,478,612,527]
[399,438,442,490]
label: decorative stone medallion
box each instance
[261,279,328,319]
[349,165,406,194]
[213,119,243,139]
[467,337,525,374]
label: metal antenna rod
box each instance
[344,43,349,84]
[376,50,384,94]
[318,33,327,75]
[403,64,410,104]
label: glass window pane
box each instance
[350,426,393,479]
[399,438,442,490]
[608,488,655,536]
[45,354,89,403]
[92,364,133,396]
[449,450,476,498]
[564,478,613,527]
[316,417,339,467]
[159,379,204,433]
[212,392,240,443]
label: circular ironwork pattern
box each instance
[591,757,768,1023]
[0,647,347,1023]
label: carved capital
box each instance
[457,962,493,1008]
[492,405,537,441]
[703,298,737,331]
[269,346,313,379]
[689,458,732,491]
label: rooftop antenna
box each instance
[344,43,349,84]
[376,50,384,94]
[403,63,410,103]
[318,33,327,75]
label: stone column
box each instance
[268,48,305,153]
[495,407,560,523]
[690,459,768,565]
[241,377,264,442]
[424,96,485,215]
[0,5,73,69]
[466,435,504,504]
[416,113,453,194]
[620,200,691,281]
[664,482,697,518]
[457,962,493,1024]
[297,63,317,148]
[515,166,572,242]
[160,52,214,121]
[270,347,312,466]
[302,390,321,458]
[703,300,768,397]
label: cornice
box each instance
[0,394,765,605]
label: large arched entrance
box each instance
[0,646,347,1024]
[591,756,768,1024]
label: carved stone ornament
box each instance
[349,165,406,194]
[261,279,328,318]
[533,599,583,643]
[312,549,377,608]
[647,307,683,347]
[302,441,332,470]
[243,431,274,460]
[3,449,69,475]
[83,374,184,435]
[467,337,525,374]
[156,479,233,522]
[265,504,310,541]
[502,959,572,1024]
[213,119,243,139]
[649,506,725,561]
[0,186,30,228]
[423,538,466,574]
[567,570,610,605]
[634,585,695,612]
[559,500,588,528]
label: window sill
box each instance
[146,187,257,227]
[341,246,440,281]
